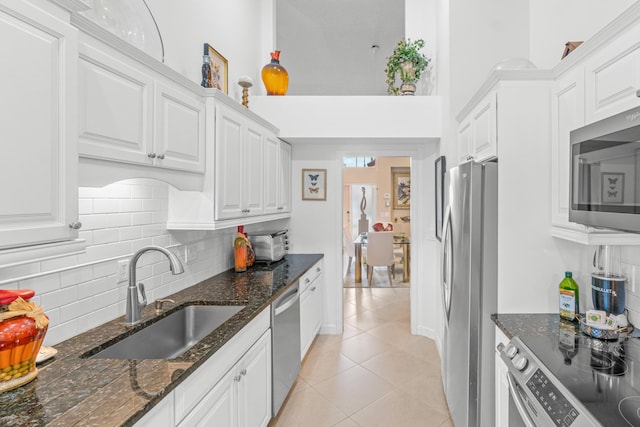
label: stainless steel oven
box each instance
[498,330,640,427]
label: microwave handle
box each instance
[507,373,536,427]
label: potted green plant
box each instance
[385,39,430,95]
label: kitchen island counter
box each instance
[0,254,323,427]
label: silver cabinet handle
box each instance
[147,152,156,159]
[305,278,310,284]
[311,286,316,292]
[316,267,321,272]
[240,369,247,376]
[69,221,82,230]
[636,89,640,97]
[157,153,165,160]
[234,375,242,382]
[277,206,284,210]
[241,209,251,214]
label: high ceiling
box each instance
[276,0,405,96]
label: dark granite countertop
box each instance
[491,313,567,339]
[0,254,323,427]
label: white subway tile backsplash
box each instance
[78,199,93,215]
[41,286,78,310]
[4,178,234,346]
[60,266,94,288]
[119,199,143,212]
[93,199,120,214]
[60,297,95,323]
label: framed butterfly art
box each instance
[302,169,327,201]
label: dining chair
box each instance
[343,227,356,274]
[365,231,394,285]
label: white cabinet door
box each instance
[237,330,272,427]
[472,92,497,161]
[263,134,280,215]
[136,392,175,427]
[585,25,640,124]
[278,141,292,213]
[0,0,79,250]
[551,71,585,231]
[300,261,324,359]
[244,122,265,217]
[456,91,497,165]
[457,120,472,164]
[215,105,245,220]
[155,80,205,173]
[178,368,236,427]
[78,40,154,165]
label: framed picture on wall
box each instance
[392,167,410,209]
[302,169,327,200]
[203,43,228,94]
[435,156,446,241]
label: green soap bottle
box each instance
[559,271,579,322]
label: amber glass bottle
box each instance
[261,51,289,95]
[234,226,247,272]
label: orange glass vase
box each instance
[261,51,289,96]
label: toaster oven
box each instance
[248,230,288,263]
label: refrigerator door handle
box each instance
[441,205,453,323]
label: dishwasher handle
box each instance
[274,287,299,316]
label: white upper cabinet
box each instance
[551,70,585,233]
[585,24,640,124]
[456,91,497,164]
[167,95,291,231]
[154,80,206,173]
[77,32,205,189]
[0,0,84,264]
[278,141,292,214]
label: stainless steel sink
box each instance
[91,305,245,359]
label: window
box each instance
[343,157,376,168]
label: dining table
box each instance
[353,232,411,283]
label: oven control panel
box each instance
[527,369,580,426]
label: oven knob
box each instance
[513,355,528,371]
[505,343,518,359]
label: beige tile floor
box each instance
[270,287,453,427]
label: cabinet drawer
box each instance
[300,260,323,292]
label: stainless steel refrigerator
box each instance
[441,160,497,427]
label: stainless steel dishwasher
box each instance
[271,281,301,416]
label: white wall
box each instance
[146,0,274,101]
[529,0,636,69]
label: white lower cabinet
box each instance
[135,392,175,427]
[172,308,271,427]
[494,327,509,427]
[300,260,324,359]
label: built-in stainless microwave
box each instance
[570,106,640,233]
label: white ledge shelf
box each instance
[552,226,640,245]
[251,96,442,144]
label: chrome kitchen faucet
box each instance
[125,245,184,325]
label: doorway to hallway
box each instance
[342,156,411,289]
